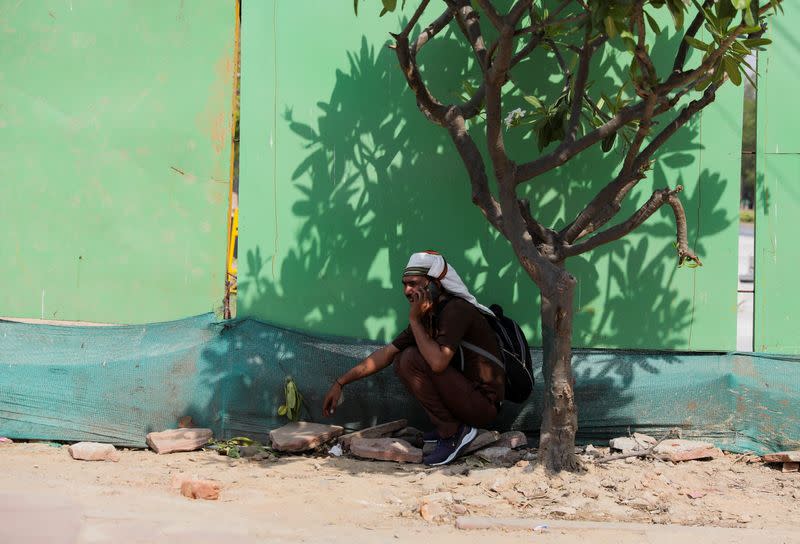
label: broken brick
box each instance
[269,422,344,452]
[180,479,220,500]
[349,437,423,463]
[146,428,213,454]
[653,440,723,462]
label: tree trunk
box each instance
[538,269,579,472]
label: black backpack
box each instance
[460,304,535,404]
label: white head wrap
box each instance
[403,251,495,316]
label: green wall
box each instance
[755,4,800,353]
[238,2,741,350]
[0,0,234,323]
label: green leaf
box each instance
[353,0,358,16]
[523,95,543,109]
[667,0,685,30]
[603,16,617,38]
[730,0,750,9]
[379,0,397,17]
[277,405,287,416]
[744,6,755,27]
[724,56,742,85]
[644,10,661,35]
[685,36,711,51]
[742,38,772,48]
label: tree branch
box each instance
[562,186,687,259]
[410,7,455,58]
[518,198,555,245]
[514,101,646,185]
[475,0,503,30]
[449,0,489,72]
[565,29,604,145]
[560,85,717,244]
[393,6,454,125]
[672,0,713,74]
[444,108,504,232]
[631,85,717,172]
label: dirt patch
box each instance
[1,442,799,543]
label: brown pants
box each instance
[393,347,497,438]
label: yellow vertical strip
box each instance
[224,0,241,317]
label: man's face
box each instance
[402,275,429,302]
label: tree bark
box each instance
[537,267,579,472]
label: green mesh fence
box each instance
[1,315,797,454]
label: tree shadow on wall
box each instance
[236,27,735,438]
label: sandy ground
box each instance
[1,441,799,544]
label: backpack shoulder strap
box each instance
[461,340,504,370]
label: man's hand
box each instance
[408,286,433,323]
[322,382,342,417]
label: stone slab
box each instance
[476,446,523,465]
[146,428,213,454]
[338,419,407,449]
[762,450,800,463]
[653,440,722,462]
[349,437,423,463]
[68,442,120,462]
[269,421,344,452]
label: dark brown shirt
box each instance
[391,297,505,403]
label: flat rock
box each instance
[68,442,120,462]
[338,420,407,450]
[392,426,424,447]
[762,450,800,463]
[632,432,657,446]
[464,430,500,454]
[476,446,522,465]
[180,479,220,500]
[782,462,799,473]
[350,437,422,463]
[269,422,344,452]
[146,428,213,454]
[494,431,527,449]
[609,436,648,452]
[653,439,722,462]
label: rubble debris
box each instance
[67,442,120,462]
[146,428,213,454]
[338,420,407,450]
[349,437,423,463]
[269,422,344,452]
[180,479,221,500]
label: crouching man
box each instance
[322,251,504,466]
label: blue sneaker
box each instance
[423,425,477,466]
